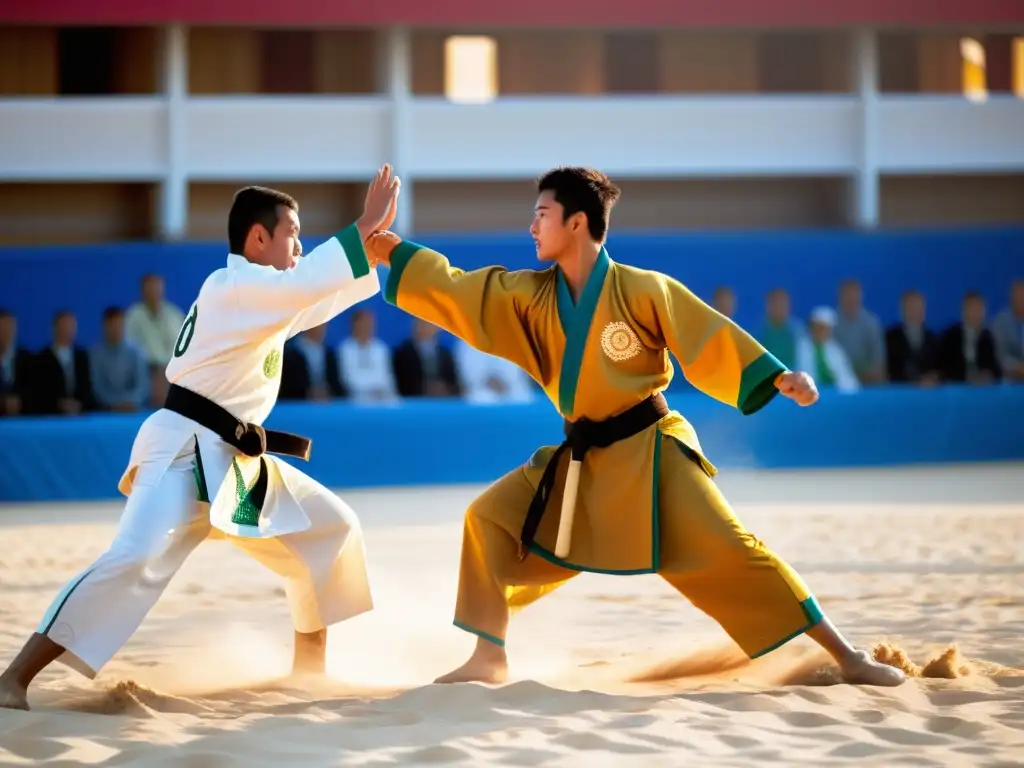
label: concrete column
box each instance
[852,28,880,229]
[380,27,414,236]
[158,24,188,240]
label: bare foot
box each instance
[840,650,907,686]
[290,629,327,677]
[434,641,508,684]
[0,677,29,711]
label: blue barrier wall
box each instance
[2,228,1022,351]
[2,384,1022,503]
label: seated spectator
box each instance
[885,290,940,386]
[795,307,860,393]
[280,322,345,401]
[454,339,536,404]
[833,278,886,385]
[27,310,94,415]
[0,309,32,417]
[711,286,736,319]
[124,273,186,407]
[393,319,460,398]
[939,291,1001,384]
[90,306,149,412]
[757,288,805,370]
[337,308,398,404]
[991,279,1024,383]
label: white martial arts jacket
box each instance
[118,225,379,539]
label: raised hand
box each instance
[357,164,401,241]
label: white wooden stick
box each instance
[554,458,582,558]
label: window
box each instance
[1014,38,1024,97]
[260,30,315,94]
[444,36,497,103]
[960,37,987,102]
[58,28,116,96]
[604,32,659,93]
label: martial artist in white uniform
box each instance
[0,166,401,710]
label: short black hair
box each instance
[963,290,984,304]
[901,289,922,301]
[0,308,11,320]
[102,306,124,322]
[228,186,298,255]
[537,167,621,243]
[52,309,74,325]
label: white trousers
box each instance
[37,441,373,679]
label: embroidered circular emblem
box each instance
[600,321,642,362]
[263,348,282,379]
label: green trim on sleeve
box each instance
[383,241,426,305]
[737,351,788,415]
[334,224,370,279]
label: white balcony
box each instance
[0,98,167,181]
[876,95,1024,172]
[1,95,1022,184]
[183,97,391,181]
[408,96,863,178]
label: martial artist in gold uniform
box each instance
[367,167,905,687]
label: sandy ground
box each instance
[0,464,1022,767]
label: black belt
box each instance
[163,384,312,461]
[519,393,670,559]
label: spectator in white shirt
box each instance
[337,308,398,404]
[796,307,860,394]
[454,339,536,404]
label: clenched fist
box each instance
[365,230,402,268]
[775,371,819,406]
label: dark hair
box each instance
[963,290,984,303]
[537,167,621,243]
[102,306,124,322]
[228,186,298,254]
[0,308,11,319]
[901,289,922,301]
[52,309,74,325]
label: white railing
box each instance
[183,96,391,180]
[875,95,1024,172]
[407,96,862,178]
[0,98,167,180]
[4,95,1020,183]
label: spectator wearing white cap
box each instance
[795,307,860,393]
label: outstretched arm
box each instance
[227,224,380,332]
[369,232,544,380]
[648,274,817,413]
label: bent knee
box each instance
[465,472,533,533]
[311,493,364,538]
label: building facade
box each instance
[0,0,1022,244]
